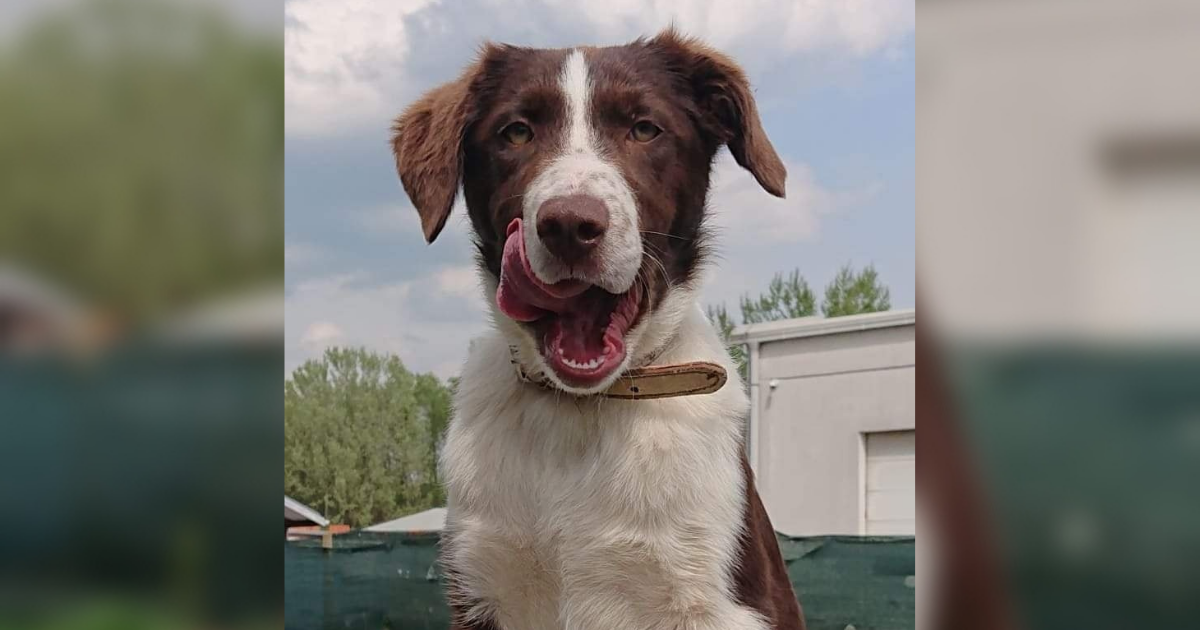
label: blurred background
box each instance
[0,0,281,628]
[919,0,1200,629]
[8,0,1200,628]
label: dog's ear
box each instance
[391,49,494,243]
[649,28,786,198]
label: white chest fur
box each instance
[439,309,769,630]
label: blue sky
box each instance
[285,0,915,378]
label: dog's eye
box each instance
[500,122,533,146]
[629,120,661,143]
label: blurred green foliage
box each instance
[285,348,453,529]
[2,598,276,630]
[0,0,282,324]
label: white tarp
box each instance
[365,507,446,533]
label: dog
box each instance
[391,28,805,630]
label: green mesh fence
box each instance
[283,532,915,630]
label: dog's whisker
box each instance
[640,246,671,291]
[640,229,688,242]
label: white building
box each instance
[731,309,915,537]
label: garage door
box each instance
[865,430,916,535]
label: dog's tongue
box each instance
[496,218,588,322]
[496,218,639,380]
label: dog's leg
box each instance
[441,527,562,630]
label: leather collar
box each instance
[508,345,727,400]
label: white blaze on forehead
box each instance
[561,49,594,155]
[520,48,642,296]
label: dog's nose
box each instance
[536,195,608,264]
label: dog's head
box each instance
[392,29,784,394]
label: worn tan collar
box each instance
[508,345,727,400]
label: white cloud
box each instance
[357,202,421,234]
[286,273,411,370]
[285,0,436,136]
[285,241,326,267]
[285,0,915,137]
[285,271,488,379]
[572,0,914,57]
[435,265,482,301]
[778,0,914,56]
[708,152,879,244]
[299,321,344,349]
[357,200,473,241]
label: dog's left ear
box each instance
[649,28,786,198]
[391,50,492,243]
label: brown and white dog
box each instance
[391,29,804,630]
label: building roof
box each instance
[365,507,447,533]
[285,495,329,527]
[729,309,915,345]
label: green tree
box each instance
[739,270,817,323]
[821,263,892,317]
[284,347,452,529]
[708,265,893,378]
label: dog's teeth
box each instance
[561,356,602,371]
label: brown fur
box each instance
[735,455,807,630]
[390,49,493,243]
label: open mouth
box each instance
[495,218,642,388]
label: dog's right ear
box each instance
[391,50,493,243]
